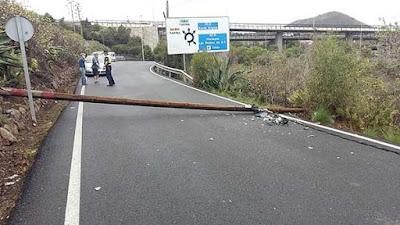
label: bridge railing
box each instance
[62,19,386,33]
[229,23,383,32]
[152,63,193,84]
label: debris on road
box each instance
[95,187,101,191]
[209,138,214,141]
[256,110,289,125]
[308,147,314,150]
[308,135,315,138]
[304,127,310,130]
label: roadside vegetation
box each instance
[155,28,400,144]
[0,2,86,89]
[0,1,97,223]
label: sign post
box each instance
[5,16,36,122]
[84,40,89,54]
[183,54,186,71]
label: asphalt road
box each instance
[9,61,400,225]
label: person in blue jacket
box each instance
[78,53,87,86]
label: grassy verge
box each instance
[210,89,400,145]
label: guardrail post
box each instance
[169,71,172,78]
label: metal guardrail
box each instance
[152,63,193,84]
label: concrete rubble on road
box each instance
[256,110,289,125]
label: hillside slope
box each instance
[290,11,369,27]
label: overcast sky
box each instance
[17,0,400,25]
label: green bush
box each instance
[288,90,306,107]
[246,51,308,105]
[305,36,366,112]
[201,56,246,92]
[230,46,269,66]
[190,52,216,87]
[312,108,335,125]
[347,78,398,131]
[285,42,303,58]
[383,128,400,144]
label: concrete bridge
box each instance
[73,20,384,52]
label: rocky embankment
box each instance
[0,82,76,223]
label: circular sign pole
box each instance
[6,16,36,123]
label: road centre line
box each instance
[149,64,400,152]
[64,85,85,225]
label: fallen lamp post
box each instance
[0,88,307,114]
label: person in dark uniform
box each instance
[104,50,115,86]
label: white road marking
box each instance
[64,86,85,225]
[149,64,400,152]
[280,115,400,151]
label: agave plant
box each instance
[202,56,247,92]
[0,30,22,85]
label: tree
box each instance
[116,26,131,45]
[305,36,364,112]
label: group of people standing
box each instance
[78,51,115,87]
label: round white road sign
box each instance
[5,16,34,42]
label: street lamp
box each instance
[67,0,76,33]
[140,15,145,61]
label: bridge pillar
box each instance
[275,32,283,52]
[346,32,354,46]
